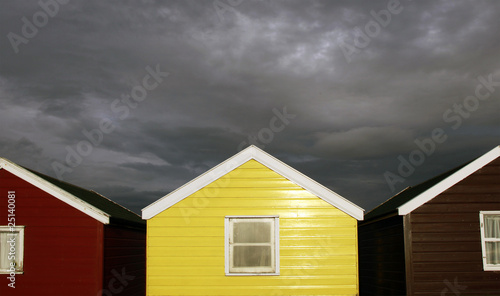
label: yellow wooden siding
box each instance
[147,160,359,296]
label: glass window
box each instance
[480,212,500,270]
[225,216,279,275]
[0,226,24,274]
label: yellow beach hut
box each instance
[142,145,364,296]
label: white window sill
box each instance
[226,272,280,276]
[0,271,24,274]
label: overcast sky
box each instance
[1,0,499,215]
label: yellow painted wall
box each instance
[147,160,359,296]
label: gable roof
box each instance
[0,157,144,226]
[365,145,500,220]
[142,145,364,220]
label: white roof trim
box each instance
[398,145,500,215]
[142,146,364,220]
[0,158,110,224]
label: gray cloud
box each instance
[1,0,499,214]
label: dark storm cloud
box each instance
[1,0,499,214]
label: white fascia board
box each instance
[253,147,364,220]
[0,158,110,224]
[142,145,364,220]
[398,145,500,216]
[142,148,252,219]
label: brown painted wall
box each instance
[359,214,407,296]
[407,158,500,295]
[103,224,146,296]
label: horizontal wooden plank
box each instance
[148,216,355,228]
[28,239,99,250]
[456,174,500,185]
[11,216,98,227]
[148,245,356,258]
[103,255,146,267]
[26,226,98,237]
[184,188,320,199]
[168,197,331,208]
[161,207,349,218]
[440,184,500,194]
[280,246,356,256]
[147,256,356,267]
[147,265,358,276]
[207,168,287,180]
[104,247,145,257]
[7,206,101,217]
[413,261,483,272]
[412,280,500,292]
[147,236,356,247]
[411,222,479,233]
[416,202,500,213]
[149,216,224,227]
[147,226,355,238]
[104,237,146,248]
[147,285,358,296]
[104,226,145,239]
[206,178,303,189]
[412,251,481,262]
[147,275,357,286]
[412,231,480,242]
[412,242,481,253]
[104,261,145,274]
[413,271,500,282]
[411,213,481,223]
[425,193,500,203]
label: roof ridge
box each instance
[0,157,142,225]
[89,188,142,219]
[365,145,499,220]
[142,145,364,220]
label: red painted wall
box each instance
[0,169,103,296]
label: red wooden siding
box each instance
[406,158,500,295]
[0,169,103,296]
[103,224,146,296]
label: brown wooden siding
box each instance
[103,224,146,296]
[359,214,407,296]
[408,158,500,295]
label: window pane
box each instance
[0,231,20,270]
[486,242,500,265]
[484,215,500,238]
[233,246,271,267]
[233,222,271,243]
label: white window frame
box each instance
[0,226,25,274]
[225,216,279,276]
[479,211,500,271]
